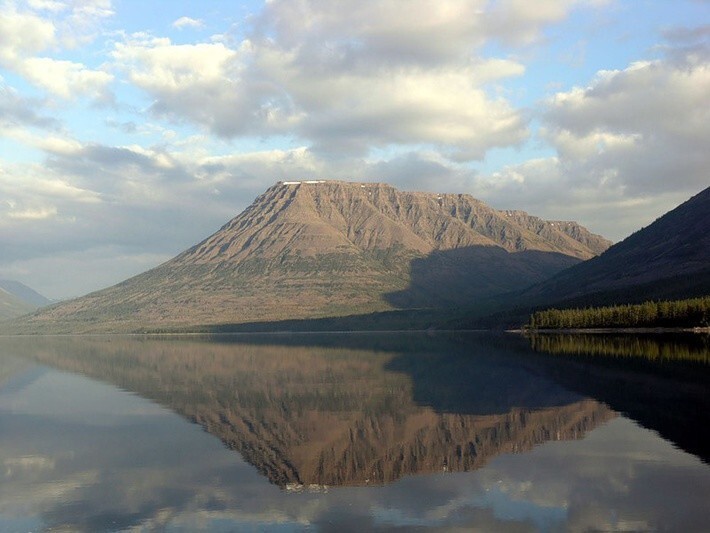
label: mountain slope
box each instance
[520,186,710,307]
[12,181,610,333]
[0,289,34,321]
[0,280,52,308]
[0,281,51,321]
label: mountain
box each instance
[11,180,610,333]
[0,289,34,321]
[0,281,51,321]
[0,280,52,308]
[518,186,710,308]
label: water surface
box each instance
[0,332,708,531]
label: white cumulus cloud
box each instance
[473,41,710,241]
[109,0,543,160]
[172,16,204,30]
[0,1,113,100]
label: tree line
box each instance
[527,296,710,330]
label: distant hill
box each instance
[0,280,52,308]
[9,181,609,333]
[0,289,34,321]
[518,186,710,309]
[0,280,51,321]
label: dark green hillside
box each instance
[519,186,710,308]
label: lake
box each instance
[0,332,708,532]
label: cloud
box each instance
[0,8,55,62]
[57,0,114,48]
[471,38,710,241]
[0,83,59,129]
[110,36,285,137]
[543,46,709,197]
[0,156,103,254]
[254,0,489,66]
[172,16,204,30]
[197,147,323,188]
[19,57,113,100]
[5,206,58,220]
[485,0,613,45]
[266,53,528,158]
[0,1,113,100]
[256,0,607,63]
[661,24,710,45]
[27,0,67,12]
[0,0,113,53]
[360,151,476,193]
[110,1,543,161]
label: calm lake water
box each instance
[0,332,708,532]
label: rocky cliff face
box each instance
[13,181,610,333]
[179,182,608,263]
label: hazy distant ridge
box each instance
[0,280,51,321]
[0,280,52,308]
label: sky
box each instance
[0,0,708,300]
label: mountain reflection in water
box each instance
[1,333,617,487]
[1,332,709,532]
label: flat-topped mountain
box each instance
[519,185,710,307]
[12,180,610,333]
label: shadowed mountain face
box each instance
[11,181,609,333]
[519,186,710,307]
[0,334,615,487]
[386,247,583,308]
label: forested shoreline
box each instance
[527,296,710,330]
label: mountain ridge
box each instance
[177,181,608,263]
[517,185,710,309]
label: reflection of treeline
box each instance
[529,333,710,364]
[527,296,710,329]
